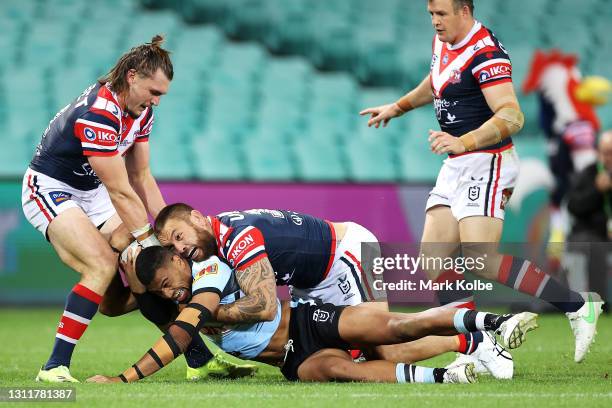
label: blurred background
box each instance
[0,0,611,304]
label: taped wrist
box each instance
[131,224,161,248]
[459,105,524,151]
[395,96,414,113]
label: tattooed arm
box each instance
[215,256,278,323]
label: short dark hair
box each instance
[154,203,195,234]
[452,0,474,14]
[99,34,174,95]
[135,246,175,286]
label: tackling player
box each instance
[21,35,247,382]
[359,0,603,369]
[86,246,538,384]
[153,203,514,379]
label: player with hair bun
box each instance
[23,35,253,382]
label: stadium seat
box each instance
[344,138,398,182]
[242,139,295,181]
[190,138,246,180]
[396,136,443,183]
[292,139,347,181]
[150,145,195,180]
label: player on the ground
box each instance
[358,0,603,367]
[21,35,251,382]
[153,203,515,379]
[86,246,538,384]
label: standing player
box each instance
[359,0,603,366]
[21,35,240,383]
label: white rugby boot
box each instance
[566,292,604,363]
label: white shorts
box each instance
[22,167,116,238]
[289,222,386,306]
[426,146,519,221]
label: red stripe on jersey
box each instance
[437,46,500,97]
[236,252,268,271]
[90,107,120,125]
[74,122,118,146]
[82,149,119,157]
[134,136,149,143]
[27,174,52,222]
[497,255,514,284]
[58,315,89,340]
[490,153,503,217]
[479,77,513,89]
[227,227,266,268]
[518,263,546,296]
[345,250,375,301]
[73,284,102,304]
[321,220,337,280]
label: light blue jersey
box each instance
[191,256,281,359]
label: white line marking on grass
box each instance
[120,392,612,400]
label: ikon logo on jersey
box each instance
[82,127,118,143]
[230,234,255,260]
[49,191,72,206]
[477,64,511,83]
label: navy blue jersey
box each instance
[210,209,336,289]
[430,21,513,153]
[29,82,154,190]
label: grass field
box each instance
[0,308,610,407]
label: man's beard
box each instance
[196,229,218,261]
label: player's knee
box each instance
[83,254,118,282]
[322,359,353,381]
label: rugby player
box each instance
[86,246,538,384]
[22,35,249,382]
[359,0,603,368]
[152,203,515,379]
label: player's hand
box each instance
[428,130,466,155]
[595,171,612,192]
[85,375,122,384]
[119,242,146,294]
[359,103,405,128]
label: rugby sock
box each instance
[184,334,214,369]
[497,255,584,313]
[435,269,475,309]
[453,309,512,333]
[457,331,484,355]
[44,284,101,370]
[396,363,440,383]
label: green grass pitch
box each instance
[0,308,610,407]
